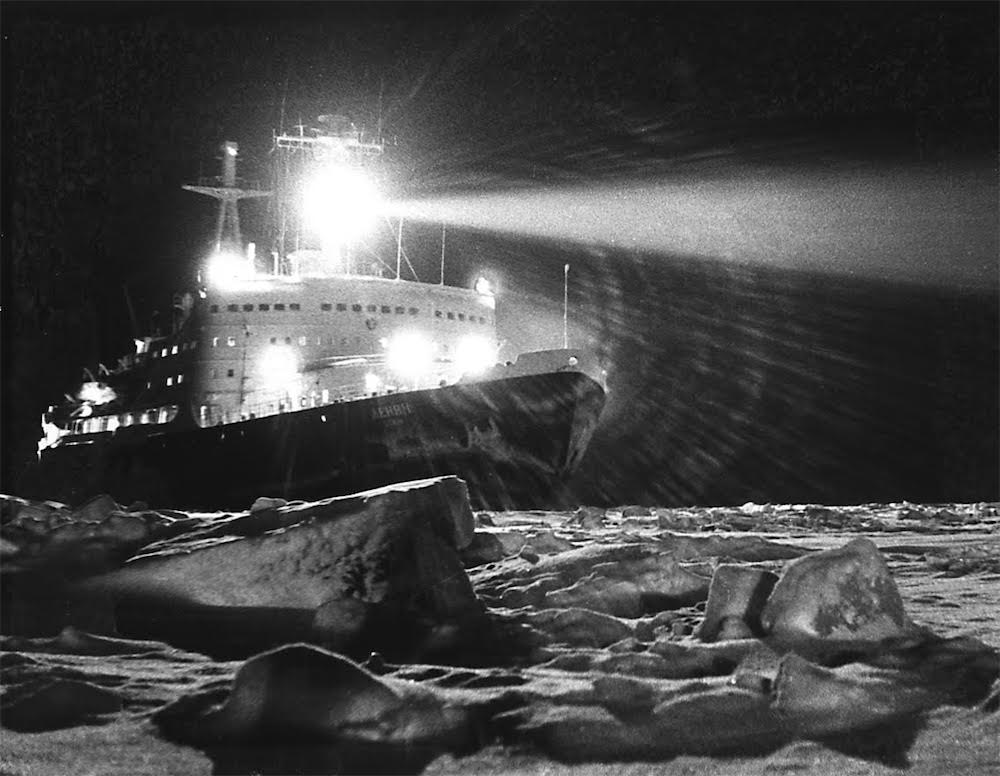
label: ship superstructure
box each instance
[32,117,607,509]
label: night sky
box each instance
[3,2,998,506]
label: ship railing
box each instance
[190,175,266,190]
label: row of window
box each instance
[209,302,489,324]
[71,405,179,435]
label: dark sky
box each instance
[4,1,998,505]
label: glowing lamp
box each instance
[365,372,382,394]
[474,277,494,296]
[206,250,252,288]
[455,335,496,376]
[258,345,299,394]
[386,331,435,380]
[78,382,117,405]
[302,164,382,245]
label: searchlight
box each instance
[302,164,382,246]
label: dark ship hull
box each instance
[31,369,605,511]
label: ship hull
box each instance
[31,370,605,510]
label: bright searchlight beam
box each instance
[386,161,997,291]
[303,165,382,245]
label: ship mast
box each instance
[183,142,270,257]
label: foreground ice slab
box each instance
[3,477,485,660]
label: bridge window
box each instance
[395,306,405,314]
[381,305,391,314]
[274,303,286,311]
[270,337,277,344]
[227,336,236,346]
[321,303,332,311]
[259,303,270,311]
[435,310,443,318]
[290,303,301,311]
[447,312,455,320]
[171,345,179,355]
[298,336,307,346]
[161,348,168,357]
[227,369,235,377]
[337,303,347,311]
[284,337,292,345]
[210,305,219,313]
[243,304,254,312]
[212,337,219,347]
[409,307,419,315]
[367,304,377,313]
[227,304,239,312]
[166,377,173,387]
[458,313,465,321]
[352,303,362,312]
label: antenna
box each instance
[563,263,570,349]
[396,217,404,280]
[377,76,385,142]
[440,223,446,285]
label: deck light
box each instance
[386,331,435,380]
[258,345,299,394]
[206,250,253,288]
[455,335,496,376]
